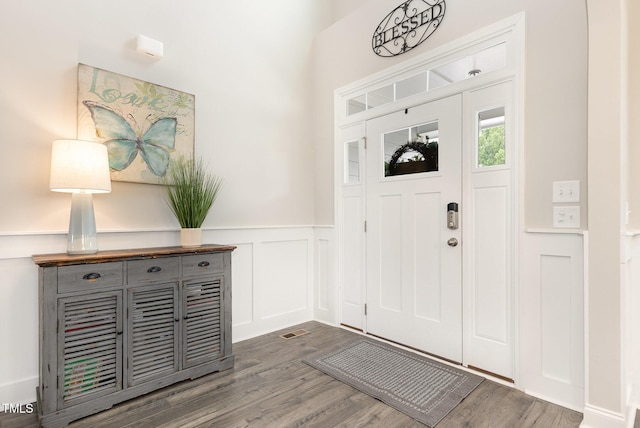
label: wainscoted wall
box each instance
[0,226,591,413]
[0,226,329,404]
[521,231,585,411]
[314,226,337,325]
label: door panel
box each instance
[414,191,442,321]
[379,194,403,312]
[366,95,462,362]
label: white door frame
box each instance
[334,13,524,384]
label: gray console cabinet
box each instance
[33,245,235,428]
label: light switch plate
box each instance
[553,206,581,228]
[553,180,580,203]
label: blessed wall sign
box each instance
[372,0,446,57]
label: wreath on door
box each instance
[387,139,438,176]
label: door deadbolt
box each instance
[447,202,459,230]
[447,238,459,247]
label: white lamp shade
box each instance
[50,139,112,193]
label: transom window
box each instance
[346,42,506,116]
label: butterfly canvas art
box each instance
[77,64,195,184]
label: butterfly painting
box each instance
[77,64,195,184]
[83,101,176,177]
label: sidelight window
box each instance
[345,140,361,184]
[477,106,505,168]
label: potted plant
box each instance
[164,155,223,247]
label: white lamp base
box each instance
[67,192,99,254]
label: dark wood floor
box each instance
[1,321,583,427]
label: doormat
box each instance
[303,338,483,427]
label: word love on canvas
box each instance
[372,0,446,57]
[86,67,167,111]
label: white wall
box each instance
[626,0,640,423]
[330,0,369,24]
[1,0,333,232]
[583,1,625,425]
[0,0,335,405]
[628,0,640,231]
[524,1,588,229]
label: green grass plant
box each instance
[164,156,223,229]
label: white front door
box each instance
[365,95,463,362]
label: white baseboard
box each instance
[232,309,314,343]
[580,405,625,428]
[0,377,38,405]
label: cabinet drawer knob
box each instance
[147,266,162,273]
[198,261,210,267]
[82,273,102,281]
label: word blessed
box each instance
[2,403,35,414]
[372,0,446,57]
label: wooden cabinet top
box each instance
[33,244,236,267]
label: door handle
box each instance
[447,237,458,247]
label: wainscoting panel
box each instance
[314,226,336,325]
[521,231,584,411]
[317,238,330,311]
[256,239,309,319]
[540,254,573,383]
[205,227,315,342]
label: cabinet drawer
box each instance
[58,262,123,293]
[127,257,179,283]
[182,253,224,277]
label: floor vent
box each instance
[280,329,309,340]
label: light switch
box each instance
[553,180,580,203]
[553,206,581,228]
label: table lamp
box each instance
[49,139,112,254]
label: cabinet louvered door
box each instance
[57,291,122,408]
[127,283,179,386]
[183,277,223,368]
